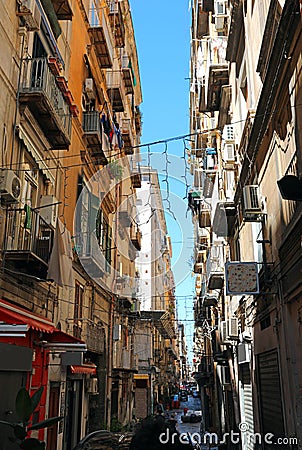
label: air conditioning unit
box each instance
[228,317,239,339]
[203,154,216,171]
[243,185,263,215]
[237,343,250,364]
[222,124,235,142]
[214,16,225,31]
[220,365,231,385]
[85,378,99,394]
[220,320,229,344]
[0,169,21,203]
[84,78,95,100]
[210,117,216,130]
[39,195,58,228]
[223,143,236,165]
[113,324,121,341]
[18,0,41,31]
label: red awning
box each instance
[70,364,97,375]
[46,330,85,344]
[0,299,55,333]
[0,300,86,346]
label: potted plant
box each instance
[56,76,68,93]
[48,56,61,76]
[0,387,63,449]
[63,89,74,106]
[69,103,79,117]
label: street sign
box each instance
[225,262,259,295]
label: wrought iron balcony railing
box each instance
[19,57,72,149]
[4,208,54,277]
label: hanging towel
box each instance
[24,204,32,230]
[47,218,74,287]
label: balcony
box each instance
[202,293,218,307]
[113,348,138,372]
[201,0,214,12]
[207,65,229,111]
[201,37,229,111]
[82,322,105,354]
[119,198,132,227]
[195,245,207,264]
[202,172,216,198]
[76,234,107,278]
[199,355,214,375]
[4,208,54,278]
[198,207,211,228]
[88,6,113,68]
[107,71,124,112]
[121,119,134,155]
[195,355,214,385]
[19,58,72,149]
[193,262,204,274]
[131,165,142,188]
[130,225,142,251]
[107,0,125,48]
[194,299,211,326]
[206,245,224,290]
[213,201,236,237]
[82,111,109,165]
[197,1,209,37]
[122,54,134,95]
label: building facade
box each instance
[189,0,302,448]
[134,167,180,416]
[0,0,144,448]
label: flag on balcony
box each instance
[47,219,74,287]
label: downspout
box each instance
[228,347,241,427]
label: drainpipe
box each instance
[228,347,240,427]
[11,27,26,168]
[106,183,119,429]
[106,295,114,430]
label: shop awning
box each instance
[70,364,97,375]
[140,310,176,340]
[46,329,85,344]
[0,300,86,348]
[0,299,55,333]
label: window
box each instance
[96,209,112,271]
[256,0,282,81]
[74,282,84,339]
[89,0,101,26]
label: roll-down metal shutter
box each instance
[257,350,286,447]
[241,364,254,450]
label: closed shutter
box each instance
[241,364,254,450]
[257,350,286,446]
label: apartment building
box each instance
[189,0,302,447]
[134,167,179,416]
[0,0,143,448]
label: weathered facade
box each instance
[0,0,144,448]
[134,167,179,417]
[189,0,302,448]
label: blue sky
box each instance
[130,0,195,363]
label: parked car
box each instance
[181,409,202,423]
[73,430,134,450]
[179,390,188,402]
